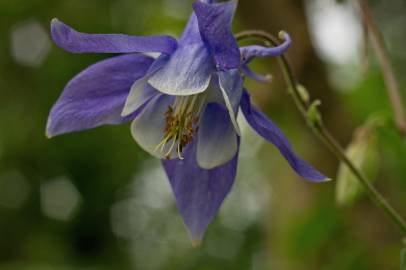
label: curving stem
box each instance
[235,30,406,234]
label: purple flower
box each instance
[47,0,328,244]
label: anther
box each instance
[154,94,206,159]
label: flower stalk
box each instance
[236,30,406,234]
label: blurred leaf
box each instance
[335,116,384,206]
[376,120,406,191]
[288,205,342,259]
[344,71,389,122]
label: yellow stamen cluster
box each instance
[155,95,206,160]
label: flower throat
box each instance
[155,94,206,160]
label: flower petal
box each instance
[218,69,244,135]
[193,0,240,70]
[147,5,221,96]
[148,42,215,95]
[240,90,328,182]
[197,103,238,169]
[121,84,159,117]
[179,13,203,45]
[162,139,239,244]
[241,64,272,83]
[130,94,177,159]
[51,18,177,54]
[205,74,224,103]
[122,55,169,116]
[240,32,292,64]
[46,54,154,137]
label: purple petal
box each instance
[148,41,215,95]
[146,3,220,96]
[240,32,292,64]
[240,90,328,182]
[51,18,177,54]
[218,69,244,134]
[46,54,154,137]
[162,139,239,244]
[197,102,238,169]
[193,0,240,70]
[241,64,272,83]
[179,13,203,45]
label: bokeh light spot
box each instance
[40,177,81,221]
[11,19,51,67]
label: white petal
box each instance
[131,94,176,159]
[197,102,238,169]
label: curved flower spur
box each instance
[46,0,329,244]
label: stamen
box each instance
[164,136,177,157]
[177,139,184,160]
[155,94,206,159]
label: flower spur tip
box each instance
[263,74,273,82]
[45,132,53,139]
[278,31,291,42]
[191,239,202,248]
[45,120,54,139]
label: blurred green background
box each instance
[1,0,406,269]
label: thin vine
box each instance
[236,30,406,235]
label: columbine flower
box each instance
[47,0,328,244]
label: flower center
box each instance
[155,94,206,160]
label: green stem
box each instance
[236,30,406,234]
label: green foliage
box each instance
[288,205,342,259]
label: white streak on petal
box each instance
[218,70,243,135]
